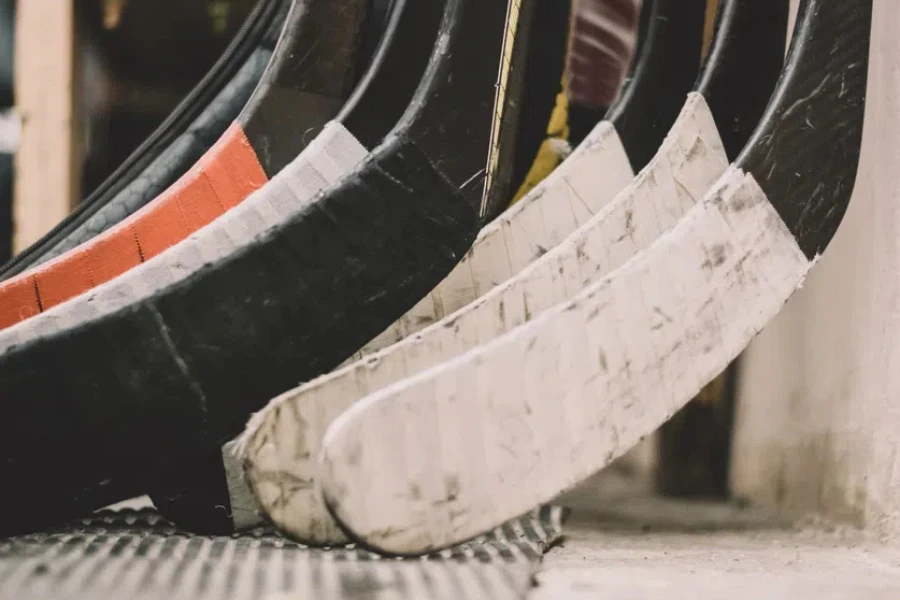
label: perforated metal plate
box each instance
[0,506,563,599]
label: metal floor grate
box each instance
[0,505,564,600]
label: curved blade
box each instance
[316,0,871,555]
[223,0,782,543]
[150,0,450,534]
[0,0,373,328]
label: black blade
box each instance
[239,0,373,176]
[696,0,790,160]
[736,0,870,259]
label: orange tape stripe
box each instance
[0,123,268,330]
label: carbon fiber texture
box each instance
[0,505,563,599]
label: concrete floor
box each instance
[100,474,900,599]
[533,491,900,599]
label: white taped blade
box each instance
[319,166,812,554]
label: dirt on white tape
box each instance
[318,166,811,554]
[241,93,729,544]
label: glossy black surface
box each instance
[339,0,447,148]
[240,0,371,175]
[606,0,706,170]
[695,0,789,160]
[736,0,871,259]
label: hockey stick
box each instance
[0,0,533,536]
[239,0,786,545]
[150,0,449,533]
[317,0,870,555]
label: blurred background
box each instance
[2,0,257,261]
[79,0,255,193]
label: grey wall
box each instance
[732,0,900,539]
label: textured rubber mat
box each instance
[0,506,563,600]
